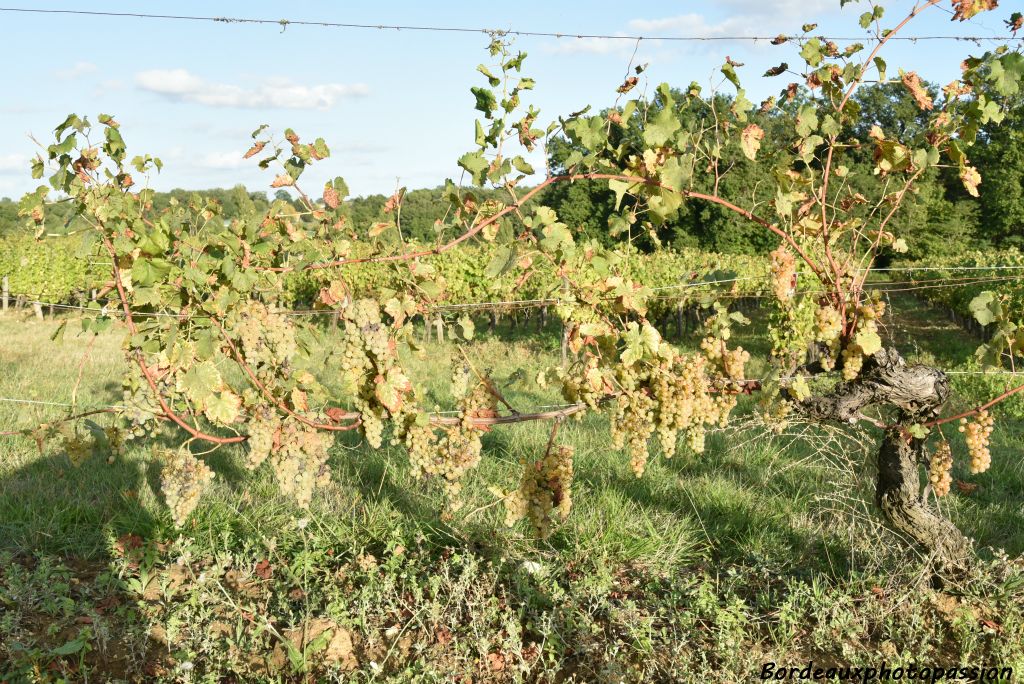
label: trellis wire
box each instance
[7,269,1024,318]
[0,7,1018,43]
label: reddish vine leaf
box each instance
[383,188,405,214]
[900,71,934,110]
[270,174,294,188]
[616,76,638,94]
[243,141,266,159]
[323,185,339,209]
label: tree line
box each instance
[1,80,1020,260]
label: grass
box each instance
[1,298,1023,682]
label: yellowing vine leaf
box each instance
[375,370,410,413]
[950,0,999,22]
[177,361,223,404]
[856,330,883,356]
[204,390,241,425]
[740,124,765,161]
[960,165,982,197]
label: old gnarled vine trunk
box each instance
[801,348,973,571]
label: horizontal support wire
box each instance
[7,270,1024,317]
[0,7,1019,42]
[3,366,1023,428]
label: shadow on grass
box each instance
[0,450,160,558]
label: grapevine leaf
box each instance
[485,244,516,278]
[855,330,883,356]
[907,424,929,439]
[564,116,607,151]
[969,291,997,326]
[178,361,223,404]
[960,165,982,197]
[375,370,410,413]
[721,62,740,88]
[740,124,764,161]
[900,71,933,111]
[951,0,998,21]
[204,390,241,425]
[470,86,497,118]
[660,155,692,191]
[458,151,489,185]
[512,156,535,175]
[131,258,173,288]
[50,320,67,342]
[795,105,819,137]
[800,39,823,67]
[539,223,573,254]
[642,105,680,147]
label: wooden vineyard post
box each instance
[2,276,8,313]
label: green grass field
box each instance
[1,297,1023,682]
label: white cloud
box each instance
[547,36,632,55]
[55,61,97,80]
[629,14,731,36]
[193,151,252,170]
[0,153,30,174]
[629,0,839,39]
[134,69,369,109]
[718,0,836,20]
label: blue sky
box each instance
[0,1,1017,200]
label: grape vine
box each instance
[7,1,1023,569]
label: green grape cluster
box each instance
[929,441,953,497]
[611,386,657,476]
[402,413,439,479]
[159,448,215,526]
[245,410,282,470]
[270,419,332,509]
[651,354,723,460]
[549,356,608,410]
[769,245,796,304]
[336,297,409,450]
[761,398,793,434]
[358,401,386,449]
[452,364,472,401]
[338,321,372,395]
[402,375,494,511]
[104,425,127,456]
[103,425,127,464]
[841,346,864,381]
[602,332,741,476]
[700,336,750,385]
[814,304,843,370]
[841,299,886,381]
[504,444,575,538]
[121,367,164,439]
[236,301,298,371]
[959,410,994,474]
